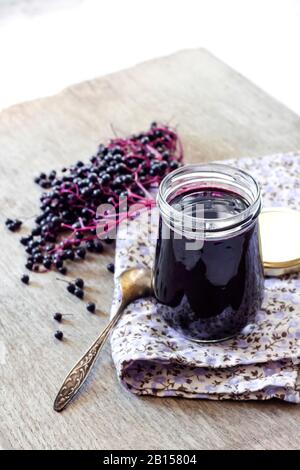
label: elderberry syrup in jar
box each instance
[153,163,264,342]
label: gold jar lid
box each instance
[259,207,300,276]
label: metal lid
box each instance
[259,207,300,276]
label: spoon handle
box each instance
[53,306,123,412]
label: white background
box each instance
[0,0,299,114]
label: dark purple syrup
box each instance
[153,188,264,341]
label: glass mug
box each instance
[153,163,264,342]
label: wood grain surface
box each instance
[1,49,300,450]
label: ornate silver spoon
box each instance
[54,267,153,412]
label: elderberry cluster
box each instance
[19,123,183,273]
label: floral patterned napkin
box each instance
[110,152,300,402]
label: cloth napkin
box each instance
[110,152,300,402]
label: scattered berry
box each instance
[74,278,84,289]
[59,266,67,275]
[86,302,96,313]
[53,312,62,322]
[67,283,76,294]
[54,330,63,341]
[107,262,115,273]
[21,274,29,284]
[74,288,84,299]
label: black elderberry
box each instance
[29,240,39,249]
[55,259,63,269]
[61,210,72,221]
[75,231,83,240]
[154,129,163,138]
[107,262,115,273]
[97,143,105,154]
[43,259,52,269]
[92,189,101,199]
[123,174,133,184]
[59,266,67,275]
[115,163,128,173]
[86,240,95,252]
[74,288,84,299]
[45,243,54,252]
[65,249,75,261]
[20,236,30,246]
[76,247,86,259]
[31,246,41,256]
[112,147,122,155]
[31,227,41,237]
[141,136,150,145]
[41,180,51,189]
[150,165,159,176]
[89,173,98,183]
[127,158,137,168]
[34,254,44,264]
[78,179,88,189]
[81,187,92,198]
[21,274,30,284]
[54,312,62,322]
[159,161,168,173]
[54,330,63,341]
[101,173,111,185]
[67,283,75,294]
[169,161,179,170]
[90,155,98,164]
[104,155,113,164]
[113,154,122,163]
[74,278,84,289]
[81,208,90,218]
[106,166,116,175]
[51,216,61,227]
[86,302,96,313]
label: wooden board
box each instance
[1,49,300,450]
